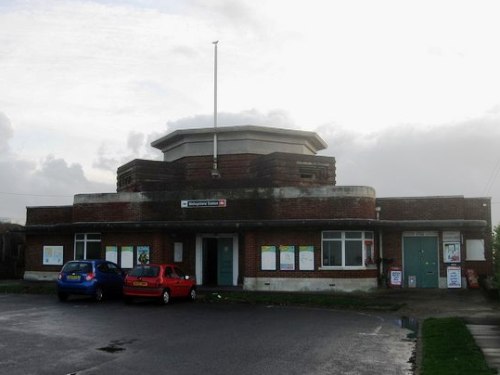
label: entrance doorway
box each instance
[403,235,439,288]
[197,235,237,286]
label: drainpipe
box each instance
[375,207,383,277]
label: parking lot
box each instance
[0,293,414,375]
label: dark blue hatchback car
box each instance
[57,260,124,302]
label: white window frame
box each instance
[466,239,486,261]
[74,233,102,260]
[321,231,373,270]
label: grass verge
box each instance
[421,317,497,375]
[0,281,55,295]
[199,290,404,311]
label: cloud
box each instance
[0,114,113,223]
[165,108,297,131]
[0,112,13,153]
[317,117,500,225]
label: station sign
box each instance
[181,199,227,208]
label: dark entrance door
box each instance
[202,238,233,286]
[403,236,439,288]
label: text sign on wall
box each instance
[299,246,314,271]
[105,246,118,263]
[181,199,227,208]
[137,246,150,264]
[280,245,295,271]
[43,246,63,265]
[443,242,461,263]
[447,266,462,288]
[261,246,276,271]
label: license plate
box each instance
[67,275,80,281]
[133,281,147,287]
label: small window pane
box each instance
[345,241,363,266]
[87,234,101,241]
[364,232,373,239]
[75,243,85,260]
[86,242,101,259]
[346,232,362,239]
[75,234,85,241]
[323,231,341,239]
[323,241,342,266]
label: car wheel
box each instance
[160,289,170,305]
[94,286,104,302]
[58,292,69,302]
[189,288,196,301]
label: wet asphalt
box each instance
[0,293,415,375]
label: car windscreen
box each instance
[129,265,160,277]
[62,262,92,273]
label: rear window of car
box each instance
[129,265,160,277]
[62,262,92,273]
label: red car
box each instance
[123,264,196,304]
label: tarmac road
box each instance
[0,294,414,375]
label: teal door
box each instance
[217,238,233,286]
[403,236,438,288]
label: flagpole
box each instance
[211,40,220,178]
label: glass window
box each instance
[75,242,85,260]
[130,265,159,277]
[323,231,342,239]
[345,241,363,266]
[323,241,342,266]
[74,234,101,260]
[321,231,373,268]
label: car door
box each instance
[164,266,182,297]
[173,267,191,297]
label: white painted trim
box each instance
[195,233,239,286]
[195,236,203,285]
[244,277,377,292]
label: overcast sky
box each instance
[1,0,499,226]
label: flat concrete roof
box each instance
[151,125,328,162]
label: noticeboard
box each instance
[279,245,295,270]
[261,246,276,271]
[43,246,63,265]
[447,266,462,288]
[299,246,314,271]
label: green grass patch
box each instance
[199,291,404,311]
[421,317,496,375]
[0,282,55,295]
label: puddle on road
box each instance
[97,338,137,354]
[97,345,125,353]
[398,316,419,339]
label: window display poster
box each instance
[280,245,295,271]
[261,246,276,270]
[174,242,183,263]
[105,246,118,263]
[137,246,150,264]
[43,246,63,265]
[121,246,134,268]
[447,266,462,288]
[299,246,314,270]
[443,242,461,263]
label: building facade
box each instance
[24,126,493,291]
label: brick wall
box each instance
[117,152,336,192]
[26,206,73,225]
[243,230,377,280]
[25,233,74,272]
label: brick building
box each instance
[24,126,493,291]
